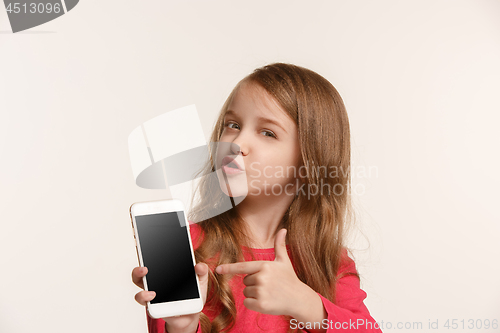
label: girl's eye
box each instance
[224,122,277,139]
[225,122,240,130]
[262,130,277,138]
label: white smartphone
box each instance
[129,199,203,318]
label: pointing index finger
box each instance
[216,261,264,275]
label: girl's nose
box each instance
[230,141,246,155]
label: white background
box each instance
[1,1,499,332]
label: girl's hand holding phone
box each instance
[215,229,325,323]
[132,263,209,333]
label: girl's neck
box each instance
[236,193,295,249]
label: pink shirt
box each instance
[146,222,382,333]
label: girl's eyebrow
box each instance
[225,109,288,134]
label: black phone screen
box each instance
[135,211,200,304]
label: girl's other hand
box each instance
[215,229,306,316]
[132,266,154,305]
[132,263,209,332]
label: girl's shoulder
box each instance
[338,247,359,277]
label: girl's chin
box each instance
[217,179,248,198]
[220,187,248,198]
[216,170,248,198]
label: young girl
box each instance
[132,63,382,333]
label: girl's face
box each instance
[216,81,302,199]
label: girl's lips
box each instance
[221,156,244,173]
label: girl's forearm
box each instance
[288,282,327,333]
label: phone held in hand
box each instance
[129,199,203,318]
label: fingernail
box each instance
[149,291,156,297]
[215,266,222,274]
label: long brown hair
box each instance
[188,63,358,332]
